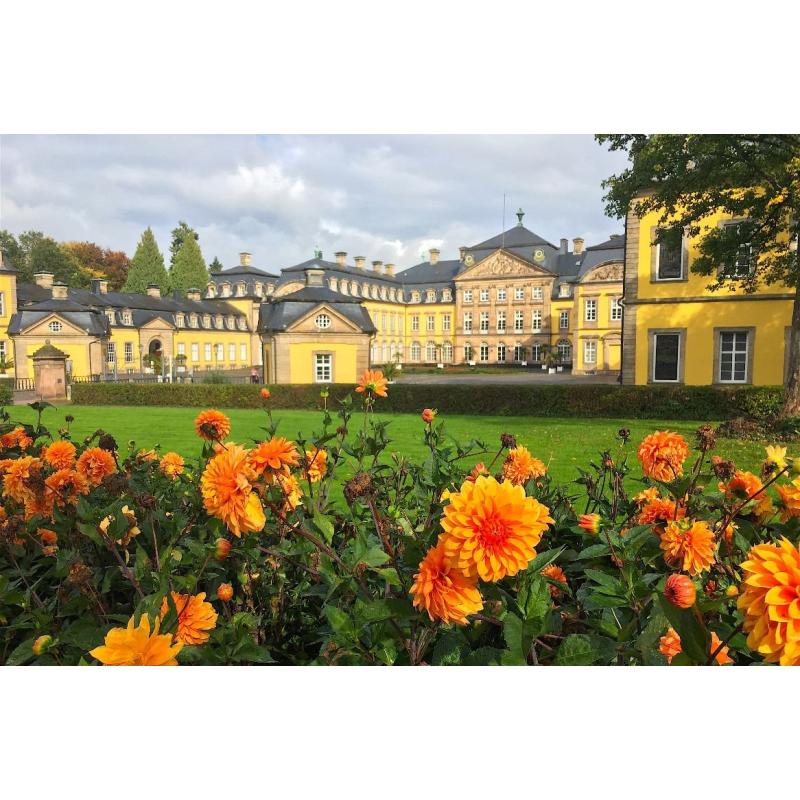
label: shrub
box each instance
[1,389,798,667]
[72,381,786,421]
[0,382,13,407]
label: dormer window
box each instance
[341,282,349,296]
[389,289,396,301]
[221,283,231,297]
[122,310,133,325]
[206,284,217,298]
[266,284,275,295]
[215,315,223,329]
[426,289,436,303]
[203,315,211,327]
[559,284,570,298]
[176,313,185,328]
[411,291,421,303]
[227,315,235,329]
[237,317,247,330]
[380,287,387,300]
[255,282,263,297]
[329,278,338,292]
[236,282,246,296]
[442,289,452,301]
[106,310,115,324]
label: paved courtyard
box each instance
[393,371,619,385]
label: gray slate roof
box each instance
[258,286,377,334]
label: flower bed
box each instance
[1,381,799,666]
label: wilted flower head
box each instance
[500,433,517,449]
[710,455,736,481]
[695,424,716,452]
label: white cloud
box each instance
[0,134,628,271]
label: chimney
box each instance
[458,246,467,262]
[305,269,325,287]
[335,251,347,267]
[429,248,440,265]
[371,260,383,274]
[239,252,251,267]
[52,282,69,300]
[559,238,568,254]
[146,284,161,298]
[384,263,395,277]
[186,288,201,302]
[354,256,366,270]
[573,237,585,255]
[34,272,54,290]
[91,278,109,295]
[610,234,623,241]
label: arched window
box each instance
[329,278,338,292]
[410,342,421,362]
[236,282,246,296]
[206,283,217,298]
[48,320,63,332]
[443,341,453,362]
[426,342,437,362]
[315,313,332,329]
[557,339,572,362]
[220,283,231,297]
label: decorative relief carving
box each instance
[460,252,543,279]
[584,263,623,282]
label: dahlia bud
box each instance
[217,583,234,602]
[421,408,437,424]
[65,415,75,423]
[664,574,696,608]
[578,513,601,535]
[617,428,631,443]
[320,387,330,399]
[705,580,717,595]
[725,584,739,598]
[500,433,517,449]
[466,462,488,483]
[32,635,53,656]
[215,537,231,560]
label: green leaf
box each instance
[658,595,710,665]
[584,568,623,591]
[517,574,551,622]
[324,605,357,641]
[376,567,401,587]
[461,647,501,666]
[311,513,335,545]
[555,634,600,666]
[432,631,466,665]
[525,547,564,574]
[360,546,390,567]
[6,637,36,666]
[575,543,610,560]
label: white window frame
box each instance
[532,286,543,301]
[496,344,506,363]
[479,343,489,363]
[559,284,570,298]
[0,292,5,317]
[718,331,749,384]
[48,320,63,332]
[584,298,597,322]
[532,309,542,333]
[497,288,506,302]
[559,311,569,330]
[496,310,506,333]
[216,343,224,361]
[410,342,421,362]
[463,289,473,303]
[652,332,682,384]
[479,311,489,333]
[426,342,437,362]
[479,288,489,302]
[315,353,332,383]
[514,286,525,301]
[204,343,212,361]
[610,298,623,321]
[463,312,472,333]
[514,310,524,332]
[191,343,199,362]
[655,231,686,281]
[442,314,451,332]
[240,343,247,361]
[315,313,331,330]
[107,341,116,363]
[229,343,236,361]
[583,340,597,365]
[426,314,435,332]
[124,342,134,363]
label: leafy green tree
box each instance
[209,256,223,274]
[170,233,208,292]
[63,241,130,291]
[597,134,800,416]
[124,227,170,294]
[29,237,87,286]
[0,230,24,272]
[169,220,199,266]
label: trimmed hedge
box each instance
[71,381,785,421]
[0,382,13,406]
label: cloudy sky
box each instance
[0,135,628,272]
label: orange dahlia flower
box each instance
[578,513,601,535]
[160,591,218,646]
[637,431,690,482]
[719,470,773,518]
[541,563,568,597]
[775,476,800,521]
[248,437,300,477]
[158,451,184,479]
[660,519,716,576]
[663,573,696,608]
[410,543,483,625]
[440,475,554,582]
[465,462,488,483]
[421,408,437,424]
[201,443,265,536]
[44,468,89,511]
[633,487,660,506]
[303,448,327,483]
[0,426,33,451]
[2,456,44,505]
[502,446,547,486]
[260,387,271,400]
[277,472,303,511]
[738,538,800,666]
[90,614,183,666]
[41,440,77,470]
[637,497,685,528]
[137,448,159,462]
[194,409,231,441]
[659,628,732,665]
[38,528,58,545]
[76,447,116,487]
[355,369,388,398]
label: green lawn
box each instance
[7,403,770,486]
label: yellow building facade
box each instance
[621,202,793,386]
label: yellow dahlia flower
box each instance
[303,448,327,483]
[660,519,716,576]
[501,446,547,486]
[90,614,183,666]
[764,444,788,472]
[738,538,800,666]
[160,591,218,646]
[776,476,800,521]
[410,542,483,625]
[439,475,554,582]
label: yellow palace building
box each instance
[621,201,793,386]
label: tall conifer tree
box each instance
[123,227,170,294]
[170,234,209,292]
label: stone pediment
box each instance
[457,249,551,280]
[21,313,88,337]
[289,304,361,334]
[582,262,623,282]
